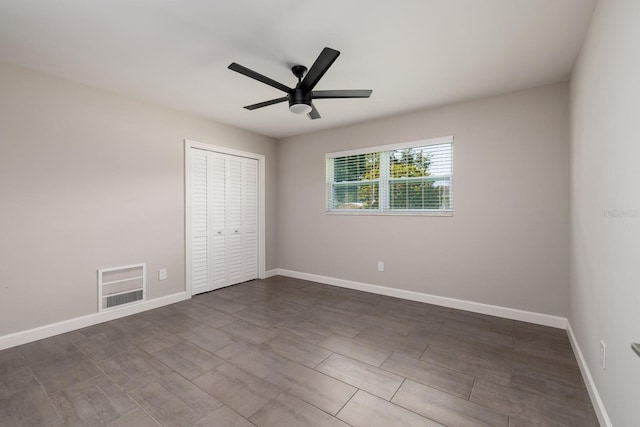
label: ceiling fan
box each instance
[228,47,372,120]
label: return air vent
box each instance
[98,263,146,312]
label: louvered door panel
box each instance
[227,157,244,284]
[190,149,209,295]
[227,158,243,234]
[243,159,258,280]
[209,153,227,290]
[227,233,243,284]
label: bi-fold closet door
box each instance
[191,148,258,295]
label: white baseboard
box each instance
[263,269,278,279]
[566,322,612,427]
[0,292,189,351]
[276,269,567,329]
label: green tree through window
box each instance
[388,147,447,209]
[331,153,380,209]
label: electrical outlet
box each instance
[159,269,167,280]
[600,340,606,369]
[377,261,384,272]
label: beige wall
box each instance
[277,83,570,316]
[570,1,640,425]
[0,61,277,336]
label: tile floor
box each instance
[0,276,599,426]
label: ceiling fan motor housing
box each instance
[288,88,312,112]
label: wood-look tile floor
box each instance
[0,276,599,426]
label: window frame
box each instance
[325,136,454,216]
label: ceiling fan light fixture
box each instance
[289,102,312,115]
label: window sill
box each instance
[326,210,453,217]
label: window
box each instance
[326,136,453,215]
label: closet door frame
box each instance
[184,139,266,296]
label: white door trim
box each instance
[184,139,266,296]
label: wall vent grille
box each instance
[98,263,146,312]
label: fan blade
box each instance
[244,97,288,110]
[228,63,291,93]
[307,103,321,120]
[299,47,340,92]
[312,90,372,99]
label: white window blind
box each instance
[326,136,453,215]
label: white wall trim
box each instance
[566,322,612,427]
[276,269,568,329]
[0,292,189,351]
[264,269,278,278]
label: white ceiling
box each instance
[0,0,596,139]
